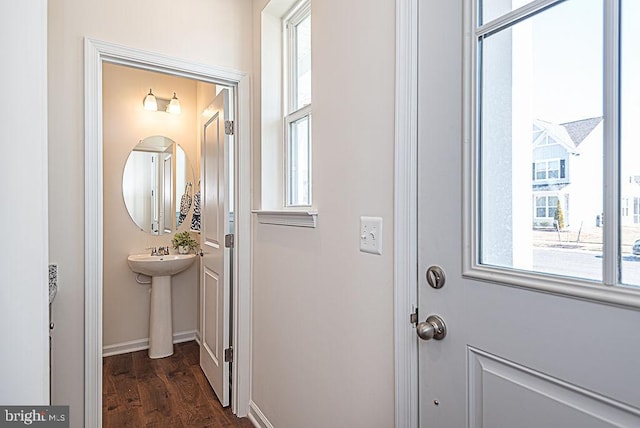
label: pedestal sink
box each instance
[127,253,196,358]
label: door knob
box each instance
[416,315,447,341]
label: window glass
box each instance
[480,0,536,25]
[287,115,311,206]
[479,0,603,281]
[620,0,640,286]
[295,14,311,110]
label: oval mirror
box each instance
[122,136,195,235]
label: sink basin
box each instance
[127,254,196,277]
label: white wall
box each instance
[0,0,49,405]
[250,0,396,426]
[48,1,251,426]
[570,124,604,228]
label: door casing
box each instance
[83,38,252,427]
[394,0,420,427]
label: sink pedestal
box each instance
[149,275,173,358]
[126,253,196,359]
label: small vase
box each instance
[178,245,190,254]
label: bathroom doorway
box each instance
[84,39,251,427]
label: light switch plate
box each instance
[360,216,383,255]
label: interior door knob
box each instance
[416,315,447,341]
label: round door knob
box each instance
[416,315,447,341]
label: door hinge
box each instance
[224,347,234,363]
[225,120,234,136]
[410,308,418,326]
[225,234,235,248]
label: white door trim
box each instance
[394,0,419,427]
[84,38,252,427]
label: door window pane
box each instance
[479,0,603,281]
[620,0,640,287]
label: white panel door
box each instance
[417,1,640,427]
[200,89,231,407]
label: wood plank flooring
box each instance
[103,341,254,428]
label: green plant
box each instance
[554,200,565,230]
[172,231,198,250]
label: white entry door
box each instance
[417,1,640,427]
[200,88,231,407]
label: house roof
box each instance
[560,117,603,146]
[533,116,603,150]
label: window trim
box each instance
[462,0,640,308]
[259,0,315,220]
[252,209,317,228]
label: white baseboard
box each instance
[248,401,274,428]
[102,330,198,357]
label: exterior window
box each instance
[285,0,312,206]
[535,196,558,219]
[534,160,560,180]
[533,159,565,181]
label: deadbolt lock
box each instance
[426,266,446,289]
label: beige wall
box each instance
[250,0,396,426]
[49,0,395,425]
[102,63,208,349]
[47,1,251,426]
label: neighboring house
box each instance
[532,117,603,229]
[620,175,640,226]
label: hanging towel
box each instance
[190,191,201,232]
[177,183,192,226]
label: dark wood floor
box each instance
[103,341,254,428]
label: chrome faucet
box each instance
[146,246,170,256]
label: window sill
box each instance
[252,210,318,228]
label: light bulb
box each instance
[167,92,181,114]
[143,89,157,111]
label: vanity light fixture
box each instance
[142,89,182,114]
[143,89,158,111]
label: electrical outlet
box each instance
[360,216,383,255]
